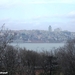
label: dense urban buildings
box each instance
[8,26,75,43]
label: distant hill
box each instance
[10,30,75,43]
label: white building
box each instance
[54,28,62,32]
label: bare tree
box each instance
[38,51,58,75]
[18,48,27,75]
[0,25,15,72]
[20,49,39,75]
[56,39,75,75]
[3,46,18,75]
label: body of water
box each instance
[10,43,64,52]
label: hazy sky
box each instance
[0,0,75,32]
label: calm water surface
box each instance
[10,43,64,51]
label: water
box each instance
[10,43,64,51]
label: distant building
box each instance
[48,25,52,32]
[54,28,62,32]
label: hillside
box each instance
[11,30,75,43]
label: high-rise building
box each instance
[48,25,52,32]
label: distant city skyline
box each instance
[0,0,75,32]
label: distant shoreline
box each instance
[12,40,66,43]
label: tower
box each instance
[48,25,52,32]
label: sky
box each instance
[0,0,75,32]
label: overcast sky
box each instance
[0,0,75,32]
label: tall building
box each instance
[48,25,52,32]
